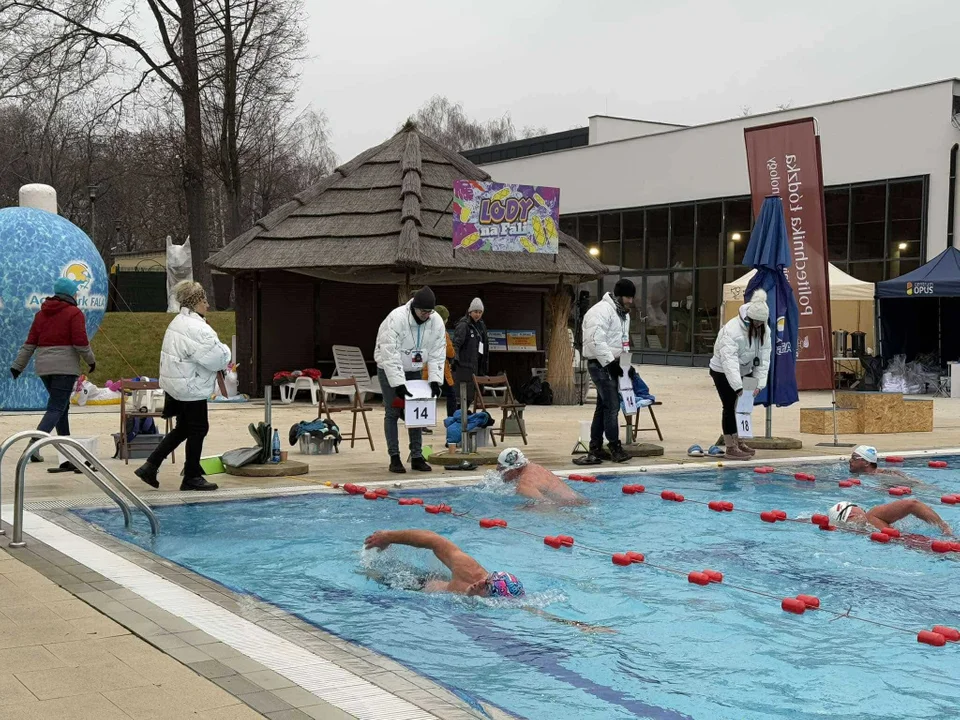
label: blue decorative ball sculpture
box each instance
[0,207,107,410]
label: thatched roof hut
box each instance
[208,122,604,284]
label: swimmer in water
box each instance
[827,499,953,536]
[497,448,587,506]
[848,445,914,485]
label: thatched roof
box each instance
[208,123,605,285]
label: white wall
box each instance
[588,116,686,144]
[484,81,960,259]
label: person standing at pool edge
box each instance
[709,289,771,460]
[135,281,230,491]
[575,279,635,465]
[452,297,488,411]
[374,286,446,474]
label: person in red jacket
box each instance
[10,278,96,456]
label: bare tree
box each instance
[409,95,548,151]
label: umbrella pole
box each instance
[765,406,772,439]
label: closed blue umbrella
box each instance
[744,196,799,411]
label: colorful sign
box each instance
[506,330,538,352]
[744,118,833,391]
[488,330,507,352]
[453,180,560,253]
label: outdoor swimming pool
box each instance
[77,457,960,720]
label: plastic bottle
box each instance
[271,429,281,463]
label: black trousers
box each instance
[710,369,739,436]
[148,396,209,478]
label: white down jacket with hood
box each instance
[582,292,630,366]
[374,301,447,388]
[159,308,232,401]
[709,306,772,392]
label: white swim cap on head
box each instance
[497,448,528,472]
[828,501,857,525]
[852,445,878,464]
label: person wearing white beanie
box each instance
[708,288,772,460]
[452,298,488,409]
[468,298,484,314]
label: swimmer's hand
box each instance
[938,521,953,536]
[364,531,392,551]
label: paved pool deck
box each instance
[0,365,957,719]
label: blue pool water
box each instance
[78,459,960,720]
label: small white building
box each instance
[466,79,960,366]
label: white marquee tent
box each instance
[722,263,875,351]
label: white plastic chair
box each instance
[279,376,320,404]
[330,345,383,402]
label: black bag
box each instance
[536,381,553,406]
[518,376,553,406]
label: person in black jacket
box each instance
[452,298,488,411]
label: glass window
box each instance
[888,180,923,260]
[670,205,695,268]
[694,268,721,354]
[646,208,668,269]
[559,216,577,238]
[888,258,919,279]
[641,274,669,351]
[724,199,752,267]
[622,211,644,272]
[824,188,849,261]
[697,202,722,267]
[670,271,694,353]
[850,184,885,260]
[600,213,621,268]
[847,261,884,284]
[578,215,598,256]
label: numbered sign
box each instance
[405,399,436,428]
[621,388,638,416]
[736,412,753,438]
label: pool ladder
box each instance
[0,430,159,547]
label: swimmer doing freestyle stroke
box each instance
[496,448,588,506]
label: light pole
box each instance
[88,185,98,244]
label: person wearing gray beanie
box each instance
[468,298,484,314]
[452,297,489,410]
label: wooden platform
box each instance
[800,392,933,435]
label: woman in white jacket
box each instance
[709,289,771,460]
[135,281,231,491]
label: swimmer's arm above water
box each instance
[364,530,485,577]
[867,499,953,535]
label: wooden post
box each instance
[545,283,576,404]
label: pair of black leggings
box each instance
[710,369,739,436]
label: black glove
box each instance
[606,361,623,378]
[430,381,442,398]
[627,366,636,380]
[10,368,20,380]
[87,362,96,375]
[450,357,459,372]
[396,384,412,398]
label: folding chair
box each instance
[471,374,527,446]
[317,378,375,451]
[119,379,174,464]
[330,345,383,402]
[623,401,664,443]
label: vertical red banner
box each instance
[744,118,833,391]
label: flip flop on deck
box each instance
[687,445,705,458]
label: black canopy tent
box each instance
[876,246,960,365]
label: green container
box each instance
[200,456,225,475]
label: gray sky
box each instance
[302,0,960,162]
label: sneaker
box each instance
[591,447,612,461]
[135,462,160,489]
[411,457,432,472]
[572,453,603,466]
[738,440,756,456]
[180,476,218,491]
[29,453,43,463]
[609,444,631,464]
[389,455,406,474]
[723,435,751,460]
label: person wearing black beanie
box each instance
[374,287,448,473]
[575,280,637,465]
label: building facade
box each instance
[468,79,960,366]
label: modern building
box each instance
[466,79,960,367]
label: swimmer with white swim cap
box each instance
[497,448,587,506]
[848,445,914,485]
[827,499,952,535]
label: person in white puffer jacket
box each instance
[575,279,636,466]
[709,288,771,460]
[135,281,231,491]
[374,286,447,474]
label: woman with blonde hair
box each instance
[135,281,230,491]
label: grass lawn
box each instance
[88,311,236,383]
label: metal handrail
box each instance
[0,430,52,536]
[8,436,159,548]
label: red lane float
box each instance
[794,473,816,482]
[754,466,775,474]
[363,491,379,500]
[888,487,908,497]
[838,480,854,488]
[569,474,598,483]
[882,526,901,538]
[661,490,677,501]
[774,510,787,521]
[811,514,829,526]
[848,478,862,485]
[796,594,820,609]
[673,494,685,502]
[760,511,778,523]
[928,460,948,468]
[622,484,646,495]
[687,571,711,586]
[884,456,904,463]
[941,494,959,505]
[557,535,575,547]
[398,498,424,506]
[932,625,960,642]
[781,597,807,614]
[708,500,726,512]
[917,630,946,647]
[343,484,368,495]
[612,553,632,566]
[721,501,734,511]
[930,540,954,553]
[479,518,508,529]
[544,536,563,549]
[625,551,645,563]
[375,488,389,497]
[425,504,441,514]
[703,569,723,583]
[819,524,837,531]
[870,532,891,544]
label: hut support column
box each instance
[546,283,575,405]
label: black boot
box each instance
[180,476,218,491]
[389,455,406,474]
[411,457,432,472]
[609,442,631,464]
[135,462,160,489]
[590,446,612,461]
